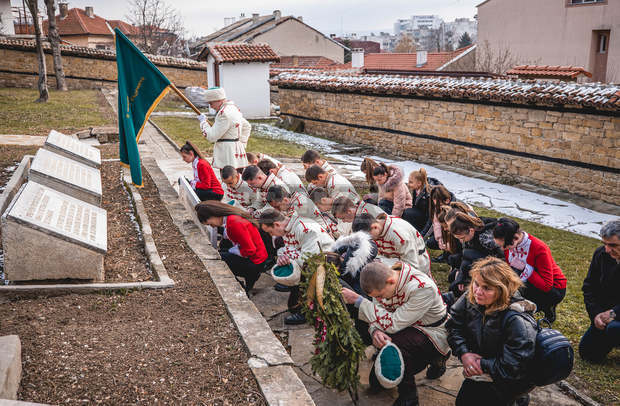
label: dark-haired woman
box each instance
[447,257,537,406]
[373,163,412,217]
[449,212,504,297]
[181,141,223,201]
[493,218,567,323]
[426,185,455,263]
[195,201,268,293]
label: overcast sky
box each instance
[12,0,481,38]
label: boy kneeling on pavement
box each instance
[342,261,450,406]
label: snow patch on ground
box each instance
[254,124,616,239]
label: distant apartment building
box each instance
[394,15,443,36]
[477,0,620,82]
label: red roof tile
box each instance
[107,20,139,36]
[43,8,112,36]
[200,42,280,63]
[360,45,475,72]
[506,65,593,79]
[270,71,620,111]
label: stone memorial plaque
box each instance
[29,149,102,206]
[178,177,216,244]
[2,181,107,281]
[43,130,101,169]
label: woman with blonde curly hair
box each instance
[447,257,538,406]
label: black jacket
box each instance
[447,293,538,386]
[454,218,504,285]
[582,246,620,323]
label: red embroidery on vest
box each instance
[393,230,406,245]
[299,221,309,233]
[374,308,394,330]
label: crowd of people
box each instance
[187,87,618,406]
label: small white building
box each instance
[198,42,280,118]
[0,0,15,35]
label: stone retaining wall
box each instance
[278,88,620,205]
[0,48,207,90]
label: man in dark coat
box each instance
[579,220,620,363]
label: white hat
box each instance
[204,87,226,102]
[374,342,405,388]
[270,262,301,287]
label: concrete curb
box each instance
[0,165,174,295]
[141,157,314,406]
[0,336,21,400]
[148,119,181,151]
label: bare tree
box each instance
[44,0,67,91]
[394,34,417,53]
[126,0,185,55]
[25,0,49,102]
[475,40,520,75]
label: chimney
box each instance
[351,48,364,68]
[416,50,427,67]
[59,2,69,18]
[252,13,259,23]
[297,16,303,22]
[85,6,94,18]
[292,55,299,66]
[240,13,245,18]
[273,10,281,20]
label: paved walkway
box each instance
[96,88,592,405]
[130,119,583,406]
[0,135,45,146]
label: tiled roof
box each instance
[200,42,280,63]
[0,37,206,70]
[271,56,339,69]
[361,45,475,72]
[43,7,112,36]
[335,39,381,54]
[107,20,140,36]
[195,13,348,52]
[270,71,620,111]
[506,65,593,79]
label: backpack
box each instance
[503,310,574,386]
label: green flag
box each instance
[115,28,171,186]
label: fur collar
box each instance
[383,165,404,192]
[332,231,377,277]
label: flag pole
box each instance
[169,83,213,126]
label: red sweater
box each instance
[225,215,267,264]
[505,232,567,292]
[194,158,223,194]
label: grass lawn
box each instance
[0,88,116,136]
[428,206,619,405]
[150,116,306,158]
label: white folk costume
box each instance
[288,191,329,228]
[239,117,251,148]
[325,172,360,203]
[374,215,431,276]
[223,176,260,211]
[275,166,306,196]
[199,88,248,170]
[355,201,385,219]
[251,173,290,217]
[358,261,450,356]
[272,213,334,286]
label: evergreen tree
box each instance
[458,32,472,49]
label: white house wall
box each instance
[220,62,270,118]
[0,0,15,35]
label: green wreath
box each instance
[300,253,365,402]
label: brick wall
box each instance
[278,88,620,205]
[0,48,207,90]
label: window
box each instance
[598,33,608,53]
[568,0,606,4]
